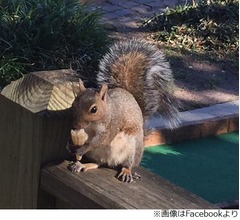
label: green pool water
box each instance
[141,132,239,204]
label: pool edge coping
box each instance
[144,100,239,146]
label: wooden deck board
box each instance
[40,161,218,209]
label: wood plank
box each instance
[0,70,78,208]
[41,161,218,209]
[0,95,41,208]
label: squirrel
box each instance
[68,38,180,183]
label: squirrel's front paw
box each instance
[117,167,133,183]
[68,161,86,172]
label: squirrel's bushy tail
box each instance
[97,38,180,129]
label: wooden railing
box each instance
[40,161,218,209]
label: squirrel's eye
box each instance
[90,106,98,114]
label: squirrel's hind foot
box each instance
[68,161,98,172]
[117,167,141,183]
[117,167,133,183]
[117,167,142,183]
[68,161,85,172]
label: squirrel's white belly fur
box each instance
[86,132,136,167]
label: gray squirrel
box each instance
[68,38,180,182]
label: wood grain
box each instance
[41,161,218,209]
[0,70,79,208]
[1,69,79,115]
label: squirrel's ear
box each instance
[99,84,108,102]
[79,79,86,93]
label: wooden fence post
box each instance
[0,69,79,208]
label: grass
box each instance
[0,0,110,86]
[142,0,239,69]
